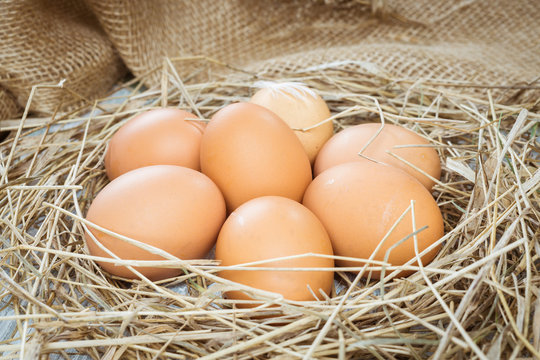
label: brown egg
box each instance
[215,196,334,305]
[250,82,333,164]
[303,161,443,279]
[313,123,441,190]
[85,165,226,281]
[200,102,312,212]
[105,108,205,180]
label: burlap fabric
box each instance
[0,0,125,120]
[0,88,20,122]
[1,0,539,122]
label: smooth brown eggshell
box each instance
[105,108,205,180]
[215,196,334,306]
[250,82,333,164]
[85,165,226,281]
[314,123,441,190]
[303,160,444,279]
[200,102,312,212]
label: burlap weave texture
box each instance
[0,0,125,120]
[1,0,539,122]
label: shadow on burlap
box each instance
[1,0,539,122]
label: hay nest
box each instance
[1,57,539,359]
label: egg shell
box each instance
[105,108,205,180]
[313,123,441,190]
[303,160,443,278]
[200,102,312,212]
[85,165,226,281]
[250,83,333,164]
[215,196,334,306]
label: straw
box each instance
[0,56,538,359]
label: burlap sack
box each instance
[1,0,539,122]
[0,0,125,121]
[0,88,20,122]
[87,0,540,95]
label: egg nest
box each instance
[1,58,539,359]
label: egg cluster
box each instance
[84,82,444,304]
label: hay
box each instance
[0,57,539,359]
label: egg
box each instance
[250,82,333,164]
[303,160,443,278]
[200,102,312,212]
[85,165,226,281]
[215,196,334,305]
[105,108,205,180]
[313,123,441,190]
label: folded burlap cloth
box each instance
[1,0,539,121]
